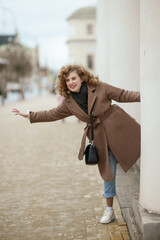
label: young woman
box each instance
[12,64,140,224]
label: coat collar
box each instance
[67,83,97,117]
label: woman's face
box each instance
[65,71,83,93]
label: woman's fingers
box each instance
[12,108,19,112]
[12,108,20,114]
[12,108,22,116]
[12,108,28,118]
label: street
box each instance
[0,94,129,240]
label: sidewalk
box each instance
[0,94,130,240]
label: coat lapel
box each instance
[67,83,97,117]
[87,84,97,114]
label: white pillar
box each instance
[140,0,160,214]
[96,0,110,83]
[109,0,140,121]
[96,0,140,121]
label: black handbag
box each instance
[84,111,98,165]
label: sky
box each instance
[0,0,98,71]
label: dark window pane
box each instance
[87,24,93,34]
[87,55,93,69]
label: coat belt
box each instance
[78,106,113,160]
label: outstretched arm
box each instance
[103,82,140,102]
[12,100,73,123]
[29,101,72,123]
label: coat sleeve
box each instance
[29,99,73,123]
[103,82,140,102]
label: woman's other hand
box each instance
[12,108,28,118]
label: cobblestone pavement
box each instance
[0,94,130,240]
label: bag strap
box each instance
[90,111,94,145]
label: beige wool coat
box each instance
[29,82,140,181]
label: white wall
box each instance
[96,0,140,121]
[96,0,110,83]
[140,0,160,213]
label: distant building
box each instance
[67,6,96,73]
[0,34,18,45]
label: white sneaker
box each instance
[100,209,115,224]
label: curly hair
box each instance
[56,64,100,98]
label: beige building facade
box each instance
[67,7,96,73]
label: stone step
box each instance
[132,192,160,240]
[122,207,141,240]
[117,160,160,240]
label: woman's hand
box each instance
[12,108,28,118]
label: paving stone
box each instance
[108,225,120,231]
[99,235,111,240]
[119,225,128,233]
[118,221,127,226]
[0,95,129,240]
[110,235,123,240]
[86,236,98,240]
[122,233,130,240]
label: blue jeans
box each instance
[104,148,117,198]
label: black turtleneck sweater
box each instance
[70,82,88,114]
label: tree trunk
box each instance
[18,76,25,100]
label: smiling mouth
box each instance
[70,85,76,88]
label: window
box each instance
[87,55,94,70]
[87,24,93,34]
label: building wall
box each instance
[68,41,96,72]
[68,19,96,40]
[67,17,96,73]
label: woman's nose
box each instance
[69,79,73,84]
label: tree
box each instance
[0,60,8,105]
[0,43,33,99]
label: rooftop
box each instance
[67,6,96,20]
